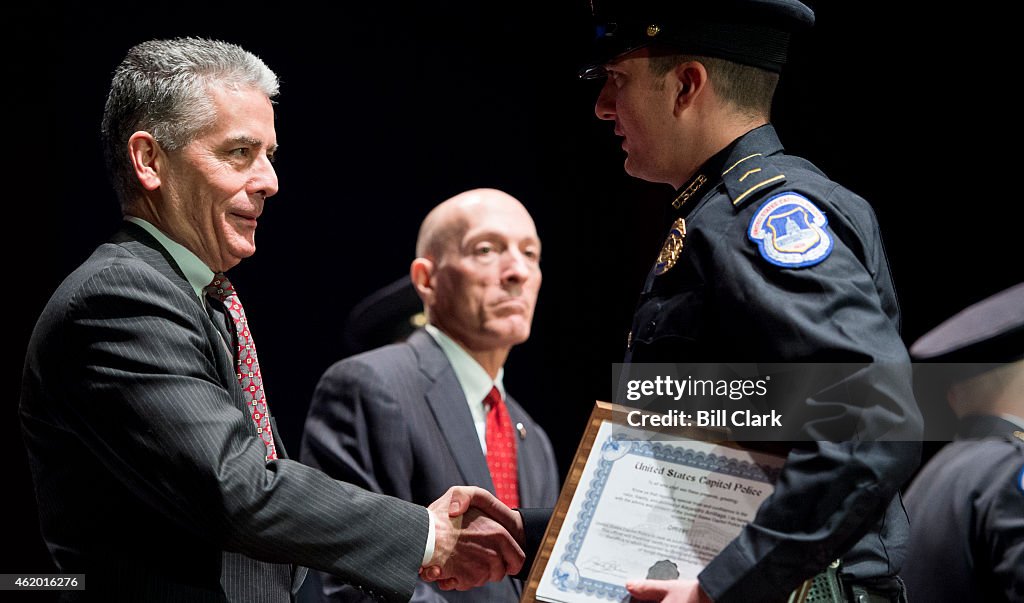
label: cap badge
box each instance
[748,192,833,268]
[654,218,687,275]
[646,24,661,37]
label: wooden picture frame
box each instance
[520,400,761,603]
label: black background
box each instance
[7,0,1021,589]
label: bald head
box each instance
[410,188,542,368]
[416,189,533,260]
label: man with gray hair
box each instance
[21,38,525,603]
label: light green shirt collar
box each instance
[127,217,215,298]
[424,323,506,453]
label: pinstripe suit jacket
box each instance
[20,223,428,603]
[301,329,560,602]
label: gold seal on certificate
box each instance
[522,402,786,603]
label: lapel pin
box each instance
[516,422,527,440]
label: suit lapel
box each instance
[504,398,535,506]
[113,223,249,417]
[269,417,289,459]
[205,295,234,345]
[112,222,203,309]
[115,222,304,595]
[410,330,496,494]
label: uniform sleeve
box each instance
[46,262,428,602]
[696,190,923,602]
[978,452,1024,601]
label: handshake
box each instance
[419,486,529,591]
[416,486,710,602]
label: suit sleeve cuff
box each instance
[421,510,436,567]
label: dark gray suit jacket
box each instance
[20,224,428,603]
[301,329,560,602]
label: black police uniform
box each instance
[625,124,922,602]
[900,282,1024,602]
[903,415,1024,602]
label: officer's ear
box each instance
[673,60,709,115]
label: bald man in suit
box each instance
[302,189,560,602]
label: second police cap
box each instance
[910,282,1024,365]
[342,276,424,357]
[909,281,1024,421]
[579,0,815,79]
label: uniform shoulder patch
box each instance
[747,192,833,268]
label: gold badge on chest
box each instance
[654,218,687,275]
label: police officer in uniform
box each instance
[581,1,922,601]
[902,283,1024,602]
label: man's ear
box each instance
[673,61,709,115]
[128,131,163,192]
[410,258,436,307]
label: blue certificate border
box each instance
[549,435,781,599]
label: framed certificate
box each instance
[522,401,787,603]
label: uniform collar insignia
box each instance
[670,134,751,210]
[671,174,707,209]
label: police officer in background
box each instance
[581,1,922,601]
[903,283,1024,602]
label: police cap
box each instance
[342,275,424,357]
[579,0,815,79]
[910,283,1024,364]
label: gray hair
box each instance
[101,37,279,210]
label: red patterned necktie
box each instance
[484,386,519,508]
[204,273,278,461]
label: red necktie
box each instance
[205,273,279,461]
[484,386,519,508]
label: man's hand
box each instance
[626,578,713,603]
[420,486,525,590]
